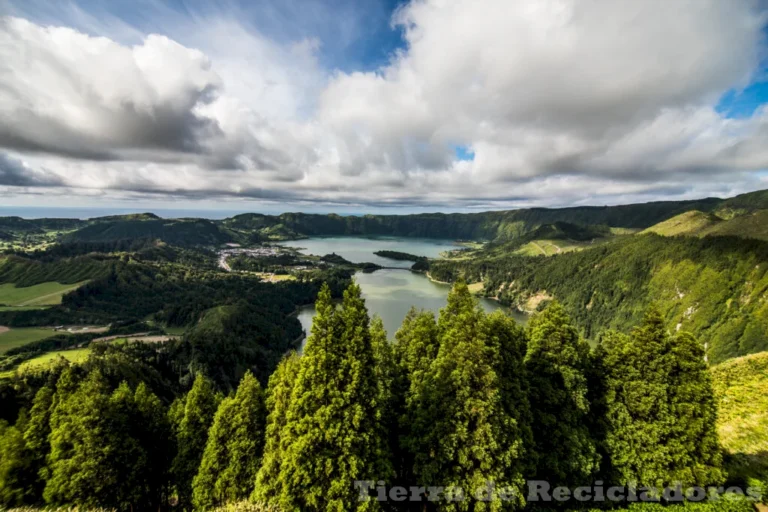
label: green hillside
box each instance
[62,218,234,247]
[711,351,768,491]
[702,210,768,241]
[642,208,768,242]
[430,234,768,363]
[0,255,108,288]
[641,210,723,236]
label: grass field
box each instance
[0,280,89,306]
[15,348,91,373]
[515,239,594,257]
[0,327,61,354]
[711,351,768,489]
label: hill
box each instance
[430,234,768,363]
[702,210,768,241]
[4,188,768,247]
[62,218,235,247]
[711,351,768,491]
[220,198,724,242]
[641,210,723,237]
[643,208,768,242]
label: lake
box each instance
[278,237,527,346]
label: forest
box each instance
[429,234,768,364]
[1,281,763,511]
[0,188,767,510]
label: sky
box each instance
[2,0,768,214]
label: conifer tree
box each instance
[370,316,399,473]
[394,306,440,385]
[133,383,173,508]
[275,282,390,511]
[525,301,599,487]
[45,374,145,508]
[253,352,301,504]
[193,371,266,509]
[22,385,54,501]
[485,310,534,476]
[600,309,724,487]
[0,419,31,508]
[666,332,724,485]
[170,373,222,509]
[392,308,440,484]
[409,282,526,510]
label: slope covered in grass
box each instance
[702,210,768,241]
[0,280,89,306]
[711,351,768,492]
[641,210,723,237]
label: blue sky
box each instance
[1,0,768,214]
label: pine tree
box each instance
[394,306,440,386]
[0,419,32,508]
[666,332,725,485]
[485,310,534,476]
[274,282,390,511]
[253,352,301,504]
[193,371,266,509]
[393,307,440,485]
[370,316,399,474]
[22,385,54,502]
[409,282,526,510]
[170,373,222,509]
[133,383,173,509]
[525,301,599,487]
[599,309,724,487]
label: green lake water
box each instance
[279,237,527,345]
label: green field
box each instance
[0,280,89,306]
[15,348,91,373]
[711,351,768,489]
[0,327,61,354]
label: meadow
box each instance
[14,348,91,372]
[0,327,61,354]
[0,280,89,306]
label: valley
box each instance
[0,188,767,510]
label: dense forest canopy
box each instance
[0,283,763,511]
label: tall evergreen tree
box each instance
[409,282,526,510]
[525,301,599,487]
[485,310,535,476]
[370,316,399,474]
[193,371,266,509]
[393,308,440,486]
[22,385,54,502]
[170,373,222,509]
[599,309,725,487]
[666,332,724,485]
[0,418,32,508]
[133,382,173,509]
[44,373,164,510]
[274,283,391,511]
[253,351,301,505]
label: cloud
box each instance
[0,17,225,160]
[0,153,64,187]
[1,1,768,209]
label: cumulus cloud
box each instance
[1,0,768,209]
[0,153,64,187]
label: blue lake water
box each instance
[280,236,527,345]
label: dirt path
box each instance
[0,326,9,335]
[18,284,83,306]
[530,242,547,256]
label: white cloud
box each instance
[1,0,768,209]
